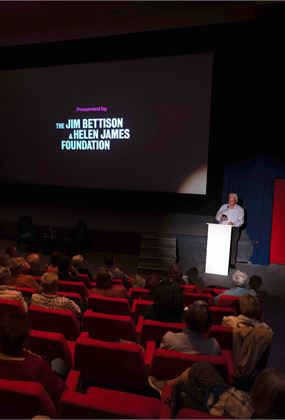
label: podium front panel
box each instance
[205,223,232,276]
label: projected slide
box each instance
[0,53,213,195]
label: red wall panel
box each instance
[270,179,285,264]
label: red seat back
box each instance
[0,379,58,419]
[129,287,150,300]
[209,306,237,325]
[60,387,160,419]
[29,304,80,340]
[131,299,154,323]
[27,329,74,369]
[216,295,241,313]
[0,299,24,315]
[82,310,137,342]
[183,292,213,306]
[149,348,232,383]
[88,294,131,316]
[209,325,233,351]
[138,317,183,347]
[74,332,147,391]
[58,280,88,299]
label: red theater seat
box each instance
[0,379,58,419]
[77,273,91,288]
[180,284,199,293]
[0,298,25,315]
[215,295,241,313]
[58,280,88,299]
[60,387,161,419]
[29,304,80,340]
[131,299,154,323]
[27,329,74,369]
[183,292,214,306]
[209,325,233,351]
[137,316,184,347]
[203,287,229,296]
[82,310,138,342]
[73,332,150,392]
[88,293,131,316]
[161,385,226,419]
[209,306,237,325]
[148,348,234,384]
[129,287,150,300]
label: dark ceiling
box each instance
[0,1,259,48]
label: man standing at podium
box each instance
[216,193,244,269]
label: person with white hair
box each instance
[214,270,256,304]
[216,192,244,269]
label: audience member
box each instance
[57,256,79,281]
[45,251,62,273]
[5,244,19,258]
[0,253,10,267]
[186,266,203,286]
[71,254,93,282]
[91,267,128,299]
[160,300,221,355]
[9,257,41,290]
[168,256,183,283]
[142,273,162,299]
[103,255,129,287]
[149,362,285,419]
[0,311,67,407]
[31,272,81,318]
[222,294,273,381]
[144,280,184,322]
[214,270,256,304]
[26,253,44,277]
[249,275,263,294]
[0,266,27,312]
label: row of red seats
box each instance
[0,377,224,419]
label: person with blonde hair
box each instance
[31,272,81,318]
[216,192,244,269]
[27,253,44,277]
[71,254,93,282]
[0,266,27,312]
[9,257,41,291]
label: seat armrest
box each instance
[136,315,144,335]
[144,340,156,368]
[65,369,81,391]
[160,384,173,419]
[222,349,235,384]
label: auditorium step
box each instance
[137,233,177,274]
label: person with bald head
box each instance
[216,192,244,269]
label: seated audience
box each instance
[249,274,263,294]
[149,361,285,419]
[45,251,62,273]
[5,244,19,258]
[0,253,10,267]
[168,257,183,283]
[0,310,67,407]
[144,280,184,322]
[9,257,41,291]
[57,256,79,281]
[31,272,81,318]
[186,266,203,286]
[160,300,221,355]
[222,294,273,381]
[71,254,93,282]
[0,266,27,312]
[26,253,44,277]
[91,267,128,299]
[103,255,129,286]
[214,270,256,304]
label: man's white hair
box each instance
[229,192,238,201]
[232,270,248,287]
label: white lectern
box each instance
[205,223,232,276]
